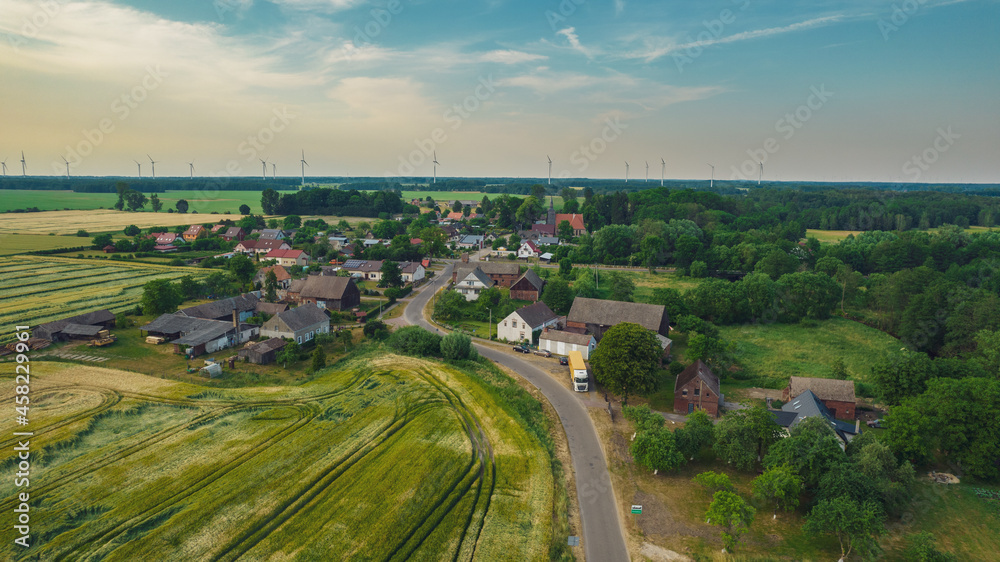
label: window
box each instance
[694,388,700,396]
[297,336,302,344]
[682,389,688,396]
[512,320,517,328]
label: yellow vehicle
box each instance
[568,350,589,392]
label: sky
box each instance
[1,0,998,183]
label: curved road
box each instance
[402,264,629,562]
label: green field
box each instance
[0,190,296,214]
[719,317,902,388]
[0,233,89,255]
[0,256,205,341]
[0,352,555,559]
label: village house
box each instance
[182,225,206,242]
[265,249,310,268]
[399,261,426,284]
[33,309,117,342]
[152,232,181,245]
[258,229,286,240]
[298,276,361,311]
[343,259,384,281]
[139,314,255,357]
[774,390,859,447]
[497,301,559,343]
[260,304,330,344]
[237,338,287,365]
[566,297,670,341]
[452,262,521,288]
[456,267,494,301]
[285,279,306,304]
[210,224,227,234]
[782,376,857,420]
[221,227,246,242]
[177,294,260,324]
[674,360,723,417]
[517,241,541,259]
[253,265,292,290]
[235,239,292,255]
[456,234,485,250]
[255,302,288,317]
[538,328,597,359]
[509,270,545,302]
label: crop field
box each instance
[0,190,295,215]
[0,234,89,256]
[0,354,554,560]
[0,210,218,236]
[0,256,204,341]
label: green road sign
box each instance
[631,505,642,514]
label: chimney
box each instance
[855,418,860,433]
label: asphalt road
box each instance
[403,264,630,562]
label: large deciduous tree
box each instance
[713,405,783,472]
[590,322,661,405]
[705,491,755,552]
[752,464,803,518]
[140,278,182,315]
[804,496,884,562]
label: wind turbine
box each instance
[645,161,649,183]
[1,159,7,177]
[147,154,157,179]
[707,163,715,188]
[20,151,26,176]
[61,156,70,178]
[133,160,142,178]
[271,163,277,179]
[432,151,439,184]
[300,149,308,186]
[547,155,552,185]
[624,161,629,183]
[188,160,195,179]
[660,158,665,187]
[758,161,763,186]
[259,158,267,180]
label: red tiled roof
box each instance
[265,249,306,259]
[555,214,585,231]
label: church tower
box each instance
[547,196,556,225]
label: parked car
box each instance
[512,346,531,354]
[534,349,552,357]
[558,356,569,365]
[866,419,884,428]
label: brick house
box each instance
[509,270,545,302]
[298,276,361,311]
[782,376,857,420]
[674,360,722,417]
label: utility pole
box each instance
[488,307,493,340]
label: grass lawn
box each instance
[805,229,864,244]
[0,233,90,255]
[623,270,703,303]
[718,317,902,389]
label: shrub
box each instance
[387,326,442,357]
[76,229,89,237]
[441,331,476,361]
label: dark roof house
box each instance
[776,390,859,446]
[673,360,722,417]
[178,294,260,322]
[567,297,670,339]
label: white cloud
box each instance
[556,27,593,58]
[478,50,547,64]
[620,16,845,62]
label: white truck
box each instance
[568,350,589,392]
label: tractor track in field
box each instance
[0,386,121,451]
[210,400,416,562]
[399,369,496,562]
[80,402,324,561]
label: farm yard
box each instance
[0,354,556,560]
[0,256,204,343]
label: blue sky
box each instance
[1,0,997,182]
